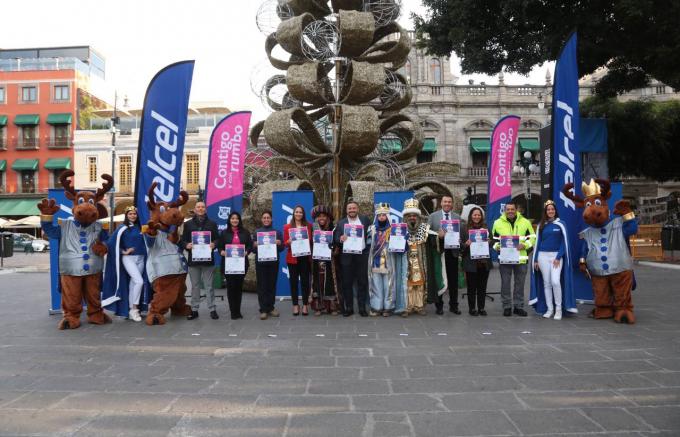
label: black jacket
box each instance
[333,215,372,264]
[252,226,284,265]
[217,227,253,273]
[181,215,219,267]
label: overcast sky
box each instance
[1,0,551,122]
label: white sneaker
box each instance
[543,310,553,319]
[554,309,562,320]
[129,309,142,322]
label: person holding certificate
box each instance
[283,205,313,316]
[253,211,284,320]
[492,202,536,317]
[461,206,492,316]
[333,200,372,317]
[218,212,252,320]
[310,205,340,316]
[181,201,219,320]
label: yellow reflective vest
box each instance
[491,212,536,264]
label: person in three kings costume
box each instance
[402,198,446,316]
[38,170,113,330]
[310,205,341,316]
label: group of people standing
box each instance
[104,195,574,322]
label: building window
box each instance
[20,126,38,148]
[53,125,70,147]
[416,151,434,164]
[51,169,67,188]
[21,171,36,193]
[430,58,442,84]
[53,84,70,102]
[398,59,412,84]
[185,153,200,190]
[88,157,97,183]
[119,155,132,192]
[0,126,5,149]
[0,86,5,103]
[655,85,667,94]
[472,152,489,168]
[21,86,37,102]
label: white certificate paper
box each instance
[469,229,490,259]
[499,235,520,264]
[441,219,460,249]
[191,231,212,262]
[343,223,364,254]
[290,227,311,257]
[388,223,406,253]
[312,230,332,260]
[224,244,245,274]
[257,231,277,262]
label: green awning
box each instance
[422,138,437,152]
[0,160,6,171]
[380,138,402,152]
[519,138,540,151]
[0,115,7,126]
[0,198,40,216]
[44,158,71,170]
[14,114,40,125]
[11,159,39,171]
[470,138,491,153]
[46,113,72,125]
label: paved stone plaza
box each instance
[1,264,679,436]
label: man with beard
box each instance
[402,198,446,316]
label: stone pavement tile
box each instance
[519,333,603,345]
[597,349,658,360]
[515,374,657,391]
[618,387,680,406]
[441,392,524,411]
[265,347,330,357]
[256,394,350,413]
[372,420,413,437]
[580,407,653,432]
[627,406,680,431]
[352,394,445,412]
[286,413,367,436]
[151,355,225,367]
[430,353,521,365]
[51,392,177,412]
[28,376,112,392]
[330,347,372,357]
[0,390,29,408]
[169,413,288,436]
[506,409,603,434]
[0,409,97,436]
[559,360,662,374]
[512,350,610,363]
[407,362,570,378]
[387,355,432,367]
[392,376,521,394]
[168,394,257,414]
[517,391,635,408]
[250,355,336,367]
[362,366,409,380]
[97,364,172,379]
[336,356,389,367]
[73,413,183,437]
[245,366,359,380]
[308,379,390,395]
[647,347,680,359]
[2,391,72,409]
[158,365,245,380]
[408,411,518,436]
[208,379,307,396]
[649,358,680,371]
[639,371,680,387]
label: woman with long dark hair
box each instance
[253,210,284,320]
[310,205,340,316]
[218,212,253,320]
[460,206,492,316]
[283,205,313,316]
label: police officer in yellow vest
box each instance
[491,201,536,317]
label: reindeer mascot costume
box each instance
[562,179,638,324]
[143,182,193,325]
[38,170,113,330]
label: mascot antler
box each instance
[169,191,189,208]
[594,178,611,199]
[59,170,77,199]
[146,182,158,210]
[95,174,114,201]
[561,183,585,208]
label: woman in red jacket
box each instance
[283,205,313,316]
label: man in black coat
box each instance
[181,201,220,320]
[333,200,372,317]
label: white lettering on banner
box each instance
[146,110,179,202]
[213,125,244,190]
[493,128,515,188]
[556,100,576,210]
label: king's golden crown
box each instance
[581,179,602,197]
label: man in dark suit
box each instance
[427,195,464,315]
[333,200,372,317]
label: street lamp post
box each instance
[109,92,120,231]
[513,151,540,219]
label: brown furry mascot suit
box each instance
[562,179,638,324]
[143,183,193,325]
[38,170,113,329]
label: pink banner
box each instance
[488,115,520,204]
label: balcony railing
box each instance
[467,167,488,178]
[16,138,39,149]
[48,138,72,148]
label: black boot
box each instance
[187,310,199,320]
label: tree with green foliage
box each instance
[413,0,680,97]
[581,97,680,181]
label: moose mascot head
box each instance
[144,182,188,240]
[561,178,638,324]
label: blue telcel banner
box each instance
[133,61,194,225]
[373,191,414,223]
[47,188,73,313]
[551,31,592,302]
[272,191,314,298]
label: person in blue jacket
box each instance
[530,200,576,319]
